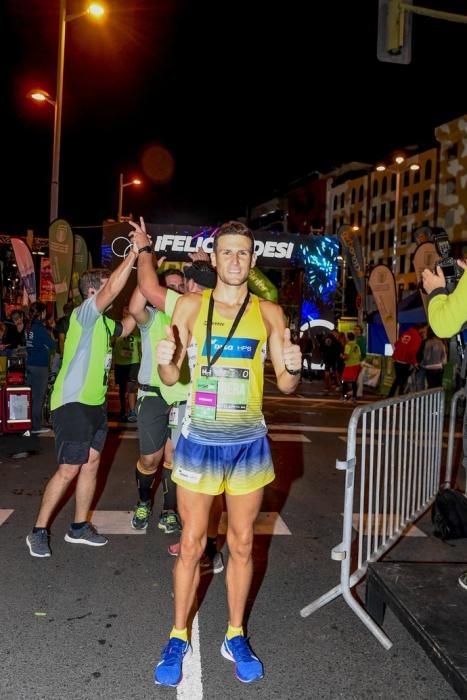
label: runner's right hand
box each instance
[157,325,176,365]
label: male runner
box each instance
[26,246,139,558]
[154,220,302,686]
[128,219,216,536]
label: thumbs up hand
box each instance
[283,327,302,374]
[157,325,177,365]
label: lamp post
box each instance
[375,156,420,276]
[28,2,105,223]
[118,174,142,222]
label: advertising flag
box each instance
[71,235,89,299]
[10,238,37,303]
[412,241,437,314]
[338,225,366,298]
[368,264,397,346]
[247,268,278,302]
[39,257,56,302]
[48,219,74,317]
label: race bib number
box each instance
[193,366,250,419]
[168,405,179,429]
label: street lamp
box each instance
[118,174,142,222]
[375,156,420,275]
[28,1,105,223]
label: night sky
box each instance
[2,0,467,247]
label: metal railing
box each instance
[444,388,466,494]
[300,389,445,649]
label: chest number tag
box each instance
[194,366,250,419]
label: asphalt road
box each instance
[0,378,462,700]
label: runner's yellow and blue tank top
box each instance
[182,290,268,444]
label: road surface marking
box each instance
[177,612,203,699]
[218,511,291,535]
[0,509,14,526]
[351,513,426,537]
[90,510,146,534]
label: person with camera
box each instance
[422,258,467,590]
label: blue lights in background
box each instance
[298,236,339,324]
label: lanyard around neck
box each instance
[206,291,250,370]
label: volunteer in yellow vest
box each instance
[341,331,361,403]
[113,310,141,422]
[26,248,139,558]
[154,221,302,687]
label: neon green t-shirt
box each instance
[51,296,116,409]
[138,289,190,405]
[114,329,141,365]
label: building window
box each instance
[333,220,337,235]
[371,206,377,224]
[340,193,345,208]
[387,257,393,270]
[358,210,363,226]
[403,171,410,187]
[401,225,407,245]
[391,174,396,191]
[372,179,379,197]
[425,160,432,180]
[445,209,455,228]
[340,215,344,226]
[402,195,409,216]
[400,255,406,273]
[333,196,338,210]
[379,231,385,249]
[370,232,376,251]
[388,228,394,247]
[413,192,419,214]
[446,179,456,195]
[447,143,458,160]
[414,168,420,184]
[423,189,431,210]
[351,188,356,204]
[382,176,387,195]
[350,212,355,225]
[359,185,364,202]
[380,202,386,222]
[389,200,395,219]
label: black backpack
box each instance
[431,489,467,540]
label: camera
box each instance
[419,227,462,293]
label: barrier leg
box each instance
[300,582,342,618]
[342,589,392,649]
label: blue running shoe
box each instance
[154,637,191,687]
[221,635,264,683]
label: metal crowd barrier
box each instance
[300,389,445,649]
[444,388,466,495]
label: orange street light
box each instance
[29,1,106,223]
[118,174,142,222]
[375,156,421,273]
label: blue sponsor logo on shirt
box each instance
[202,337,259,359]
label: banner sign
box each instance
[338,225,366,297]
[412,241,437,314]
[39,257,56,302]
[368,264,397,346]
[11,238,37,303]
[48,219,74,317]
[102,223,316,269]
[71,235,89,299]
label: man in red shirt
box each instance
[388,326,423,397]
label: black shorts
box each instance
[114,363,139,388]
[136,395,170,456]
[52,402,107,466]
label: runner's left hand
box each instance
[283,328,302,373]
